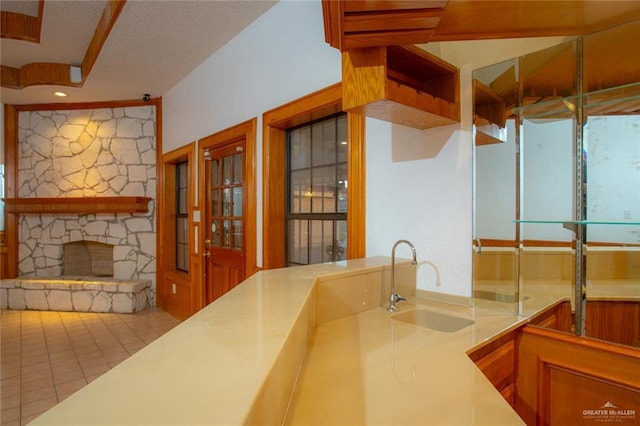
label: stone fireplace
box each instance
[1,105,158,313]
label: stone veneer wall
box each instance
[17,106,157,301]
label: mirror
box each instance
[473,58,519,310]
[473,19,640,346]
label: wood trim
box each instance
[473,238,518,248]
[4,197,151,214]
[3,104,19,278]
[12,97,159,112]
[347,113,366,259]
[158,142,195,318]
[154,96,164,308]
[262,83,366,269]
[198,118,258,310]
[522,239,575,248]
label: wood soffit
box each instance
[1,0,125,90]
[322,0,640,50]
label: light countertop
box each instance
[285,297,527,425]
[30,257,611,425]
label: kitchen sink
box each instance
[392,309,475,333]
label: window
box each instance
[262,83,365,269]
[286,113,347,265]
[176,161,189,272]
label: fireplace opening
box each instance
[63,241,114,277]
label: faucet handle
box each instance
[391,293,406,303]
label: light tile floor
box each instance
[1,308,180,426]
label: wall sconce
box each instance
[203,148,212,161]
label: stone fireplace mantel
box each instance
[5,197,151,214]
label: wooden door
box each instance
[204,141,246,304]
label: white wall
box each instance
[365,62,474,296]
[162,1,341,151]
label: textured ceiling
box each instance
[0,0,278,105]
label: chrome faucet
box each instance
[387,239,417,312]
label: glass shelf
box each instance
[515,220,640,226]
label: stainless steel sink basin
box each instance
[392,309,475,333]
[474,289,530,303]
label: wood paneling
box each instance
[468,327,519,407]
[0,62,79,90]
[516,325,640,426]
[433,1,640,41]
[4,197,151,214]
[529,300,573,333]
[161,272,192,321]
[322,1,640,50]
[262,83,366,270]
[587,301,640,348]
[0,0,43,42]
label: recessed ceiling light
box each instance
[53,91,68,97]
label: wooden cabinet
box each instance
[342,44,459,129]
[467,327,519,407]
[516,325,640,426]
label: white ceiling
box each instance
[0,0,278,105]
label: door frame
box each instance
[198,118,257,309]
